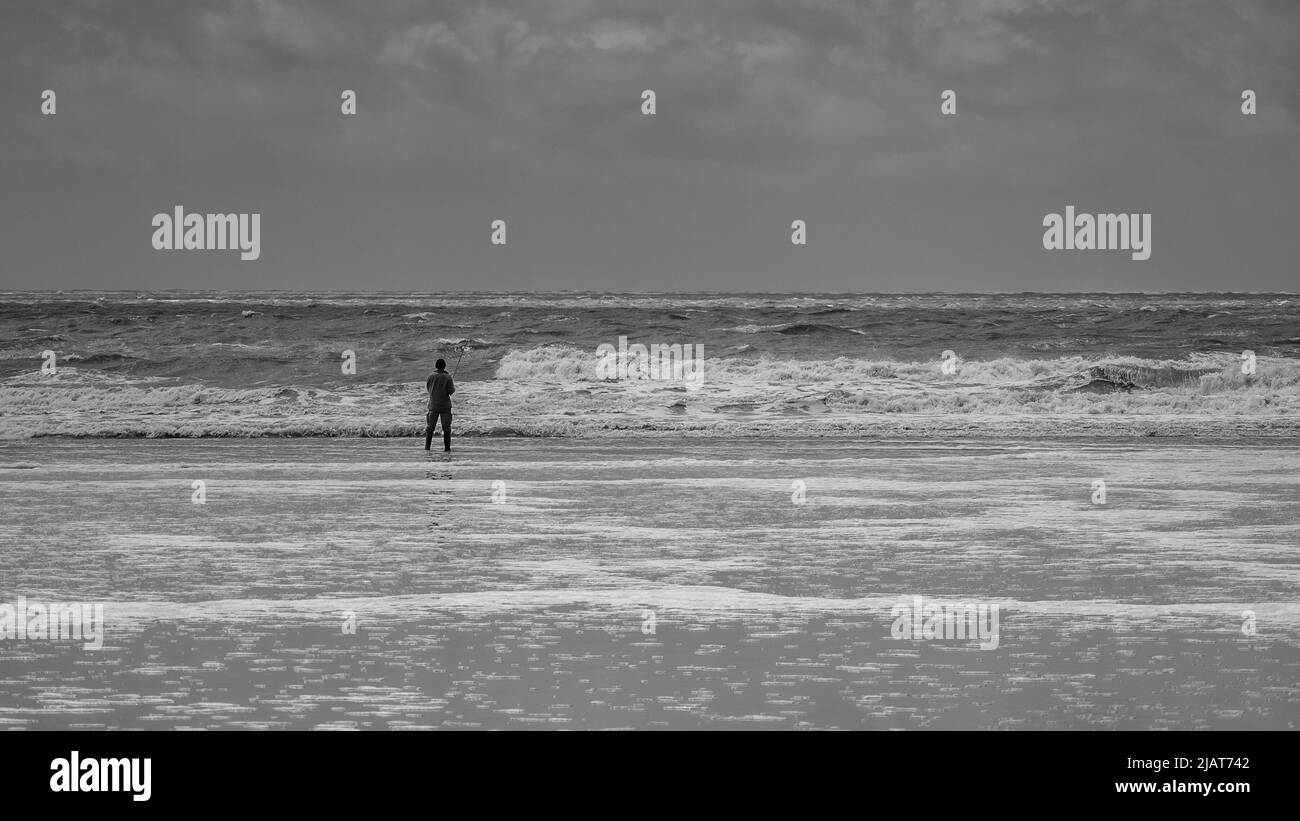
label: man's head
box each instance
[436,359,446,371]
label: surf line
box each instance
[1042,206,1150,261]
[151,206,261,261]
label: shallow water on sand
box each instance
[0,437,1296,729]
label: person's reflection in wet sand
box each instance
[425,464,453,558]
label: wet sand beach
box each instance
[1,437,1295,729]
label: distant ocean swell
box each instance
[1,293,1296,438]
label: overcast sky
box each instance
[1,0,1297,292]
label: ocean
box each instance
[2,291,1298,438]
[0,292,1297,729]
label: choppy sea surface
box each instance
[0,437,1296,730]
[2,291,1297,438]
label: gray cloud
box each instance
[1,0,1297,291]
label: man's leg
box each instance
[442,411,452,452]
[425,412,435,450]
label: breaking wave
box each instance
[3,292,1296,438]
[3,348,1297,439]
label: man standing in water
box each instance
[425,358,456,452]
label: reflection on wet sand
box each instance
[0,437,1296,729]
[1,613,1292,730]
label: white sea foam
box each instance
[3,349,1299,439]
[79,591,1300,629]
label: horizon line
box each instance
[2,289,1296,297]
